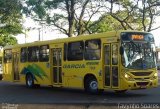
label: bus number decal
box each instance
[86,62,99,65]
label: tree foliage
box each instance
[0,35,17,47]
[23,0,160,37]
[0,0,23,46]
[108,0,160,32]
[24,0,105,37]
[89,15,122,33]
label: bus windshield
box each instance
[121,32,156,69]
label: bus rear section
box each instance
[0,47,3,80]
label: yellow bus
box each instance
[2,30,158,93]
[156,47,160,70]
[0,47,3,80]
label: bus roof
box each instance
[3,30,151,50]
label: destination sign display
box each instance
[131,35,144,40]
[121,32,154,42]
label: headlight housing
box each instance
[125,73,130,78]
[124,73,134,81]
[154,72,158,77]
[151,72,158,80]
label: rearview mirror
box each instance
[120,46,124,55]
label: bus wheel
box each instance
[85,77,98,94]
[26,74,34,88]
[115,90,127,94]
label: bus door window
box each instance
[53,49,58,66]
[112,44,118,65]
[112,44,118,87]
[52,48,62,84]
[13,53,20,80]
[58,49,62,66]
[4,49,12,63]
[104,45,111,87]
[104,45,110,65]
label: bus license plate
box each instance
[140,86,146,88]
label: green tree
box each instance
[23,0,160,38]
[89,15,122,33]
[23,0,105,37]
[108,0,160,32]
[0,0,23,46]
[0,35,17,47]
[90,0,160,33]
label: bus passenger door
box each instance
[104,43,119,89]
[12,53,20,81]
[51,48,62,85]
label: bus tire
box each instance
[26,74,34,88]
[85,76,98,94]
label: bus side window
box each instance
[28,46,39,62]
[39,45,49,62]
[85,39,101,60]
[21,47,28,62]
[67,41,84,61]
[4,49,12,63]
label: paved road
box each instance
[0,81,160,104]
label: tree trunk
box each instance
[65,0,75,37]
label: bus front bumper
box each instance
[121,79,158,90]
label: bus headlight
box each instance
[154,73,158,77]
[151,72,158,80]
[124,73,134,81]
[125,73,130,78]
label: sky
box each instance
[150,16,160,47]
[15,17,160,47]
[16,17,68,44]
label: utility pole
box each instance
[24,28,31,43]
[40,22,45,41]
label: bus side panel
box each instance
[34,62,51,85]
[19,63,27,84]
[19,62,51,85]
[3,63,13,82]
[63,61,103,89]
[63,70,83,88]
